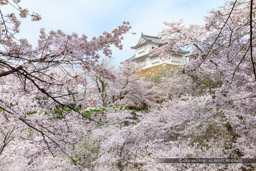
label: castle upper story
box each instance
[126,33,189,69]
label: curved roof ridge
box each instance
[142,34,160,39]
[131,33,165,49]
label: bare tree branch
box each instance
[250,0,256,80]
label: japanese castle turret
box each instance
[126,33,189,70]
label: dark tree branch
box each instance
[199,0,238,67]
[19,118,82,171]
[250,0,256,80]
[0,65,22,77]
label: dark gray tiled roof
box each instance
[142,34,163,45]
[131,33,165,49]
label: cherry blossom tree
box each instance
[2,0,256,170]
[87,59,116,106]
[90,1,256,170]
[110,62,147,107]
[158,0,256,114]
[144,0,256,169]
[88,61,152,108]
[0,0,130,170]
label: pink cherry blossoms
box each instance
[0,0,130,170]
[1,0,256,170]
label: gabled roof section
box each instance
[142,34,163,44]
[131,33,165,49]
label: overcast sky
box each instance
[6,0,226,66]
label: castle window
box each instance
[152,61,160,65]
[138,51,145,54]
[171,60,181,63]
[173,54,182,57]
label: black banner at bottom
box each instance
[156,158,256,163]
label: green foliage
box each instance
[63,106,72,112]
[110,105,121,112]
[122,105,149,112]
[81,107,107,119]
[190,122,222,150]
[44,112,49,116]
[189,119,243,158]
[23,111,37,118]
[23,108,68,119]
[121,111,140,127]
[26,111,37,115]
[190,75,222,96]
[81,111,92,119]
[72,136,101,168]
[52,109,65,119]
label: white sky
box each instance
[3,0,227,66]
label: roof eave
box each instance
[131,41,164,49]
